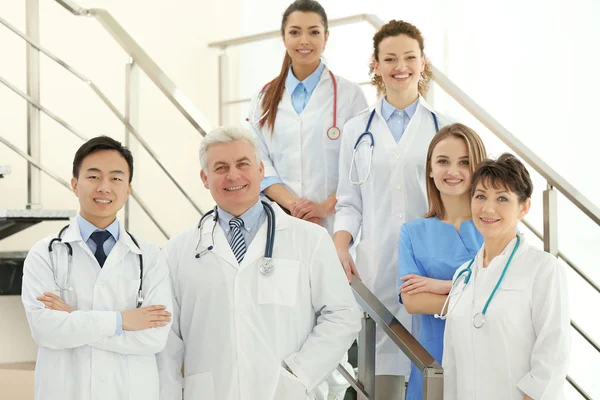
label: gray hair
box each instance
[199,125,262,172]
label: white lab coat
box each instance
[249,66,368,234]
[21,217,172,400]
[334,95,451,376]
[157,203,362,400]
[443,235,570,400]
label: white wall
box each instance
[0,0,240,363]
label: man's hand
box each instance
[399,275,451,295]
[37,292,72,313]
[121,305,172,331]
[336,247,360,283]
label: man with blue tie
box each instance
[157,125,361,400]
[21,136,172,400]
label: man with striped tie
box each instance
[158,125,361,400]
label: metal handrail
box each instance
[350,275,443,399]
[0,135,170,238]
[0,75,87,141]
[0,73,204,217]
[0,14,204,217]
[54,1,212,136]
[208,13,599,227]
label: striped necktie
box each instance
[228,217,246,264]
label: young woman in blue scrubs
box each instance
[397,123,487,400]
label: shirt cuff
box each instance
[115,311,123,336]
[261,176,283,192]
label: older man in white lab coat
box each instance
[157,125,361,400]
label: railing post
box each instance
[543,183,558,256]
[124,57,140,231]
[218,48,229,126]
[26,0,41,209]
[357,312,376,399]
[422,366,444,400]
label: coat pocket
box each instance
[184,371,215,400]
[272,367,310,400]
[257,259,300,307]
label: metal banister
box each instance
[350,275,443,399]
[0,72,204,217]
[0,135,170,238]
[54,1,212,136]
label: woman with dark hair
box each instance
[398,123,487,400]
[334,19,453,399]
[442,153,570,400]
[248,0,367,235]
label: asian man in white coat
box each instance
[21,136,173,400]
[157,125,361,400]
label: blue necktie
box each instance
[228,218,246,264]
[90,230,112,267]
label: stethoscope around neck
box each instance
[349,106,439,185]
[194,200,277,276]
[48,224,145,308]
[246,69,341,141]
[434,235,521,329]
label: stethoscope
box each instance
[194,201,276,276]
[349,108,440,186]
[48,224,145,308]
[435,235,521,328]
[246,70,341,140]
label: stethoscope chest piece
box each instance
[260,258,274,276]
[327,126,341,140]
[473,312,485,329]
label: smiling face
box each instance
[373,34,424,97]
[283,11,328,73]
[471,179,530,242]
[71,149,132,229]
[430,136,472,198]
[200,140,264,217]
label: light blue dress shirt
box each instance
[398,217,483,400]
[77,214,123,335]
[260,61,326,192]
[381,96,419,143]
[217,200,267,248]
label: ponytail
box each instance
[259,52,292,131]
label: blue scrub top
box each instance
[398,217,483,400]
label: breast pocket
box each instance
[257,260,300,307]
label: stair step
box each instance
[0,209,76,241]
[0,165,11,178]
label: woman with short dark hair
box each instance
[442,153,570,400]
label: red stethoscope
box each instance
[246,70,340,140]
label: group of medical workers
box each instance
[19,0,571,399]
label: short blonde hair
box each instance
[199,125,261,171]
[424,123,488,219]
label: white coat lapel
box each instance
[211,222,240,270]
[398,96,435,151]
[371,98,398,150]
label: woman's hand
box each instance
[399,275,451,295]
[292,199,333,220]
[336,247,360,283]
